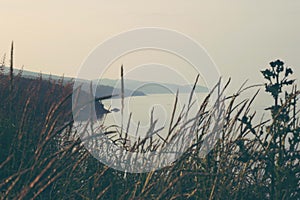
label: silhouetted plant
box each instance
[9,41,14,93]
[260,59,299,199]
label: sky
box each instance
[0,0,300,87]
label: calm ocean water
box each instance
[102,93,207,138]
[102,91,273,141]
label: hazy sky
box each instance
[0,0,299,86]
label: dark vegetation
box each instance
[0,44,299,199]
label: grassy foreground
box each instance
[0,56,299,199]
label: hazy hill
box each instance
[99,78,209,94]
[1,67,208,95]
[1,67,145,97]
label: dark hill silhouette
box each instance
[1,66,145,97]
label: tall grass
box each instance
[0,50,299,199]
